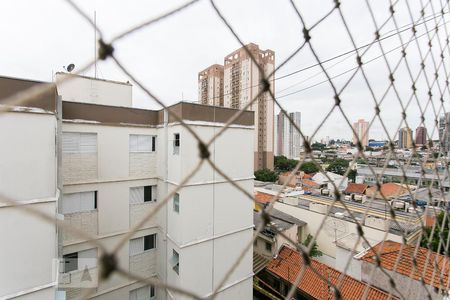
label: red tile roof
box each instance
[254,192,275,205]
[301,179,320,188]
[360,240,450,289]
[303,173,313,179]
[366,183,409,199]
[267,246,395,300]
[344,183,368,194]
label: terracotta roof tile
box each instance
[360,240,450,289]
[266,246,395,300]
[301,179,320,188]
[366,183,409,199]
[254,192,275,205]
[344,183,368,194]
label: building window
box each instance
[129,285,155,300]
[63,252,78,273]
[265,241,272,252]
[173,193,180,213]
[130,134,155,153]
[63,248,97,273]
[62,191,97,214]
[173,133,180,154]
[129,234,157,256]
[62,132,97,153]
[170,249,179,275]
[129,186,157,204]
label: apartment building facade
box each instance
[198,43,275,171]
[398,127,413,149]
[198,64,224,106]
[1,74,254,300]
[352,119,369,146]
[439,112,450,153]
[276,111,301,159]
[415,126,427,146]
[0,77,58,299]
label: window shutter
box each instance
[130,187,144,204]
[136,286,150,300]
[138,135,152,152]
[78,248,97,270]
[62,193,81,214]
[62,132,80,153]
[152,136,156,151]
[80,192,95,211]
[129,135,139,152]
[129,237,144,256]
[80,133,97,153]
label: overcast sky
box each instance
[1,0,449,142]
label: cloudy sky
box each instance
[1,0,449,142]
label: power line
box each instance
[204,10,447,102]
[276,19,450,99]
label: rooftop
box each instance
[266,245,396,300]
[366,183,410,199]
[344,183,369,194]
[359,240,450,290]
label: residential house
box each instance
[358,240,450,299]
[256,245,396,300]
[365,183,411,200]
[312,171,349,194]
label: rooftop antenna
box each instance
[94,11,97,78]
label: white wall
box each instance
[274,202,403,263]
[0,112,56,201]
[56,73,132,107]
[0,112,57,299]
[166,122,254,299]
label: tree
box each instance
[311,142,326,151]
[274,155,298,172]
[302,234,322,257]
[300,161,319,174]
[420,211,450,255]
[365,146,374,152]
[254,168,278,182]
[325,158,350,175]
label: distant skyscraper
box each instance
[197,43,275,170]
[198,64,224,106]
[398,127,413,148]
[223,43,275,170]
[439,112,450,153]
[352,119,369,146]
[277,111,301,159]
[415,126,427,146]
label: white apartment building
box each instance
[1,73,254,300]
[0,76,58,299]
[198,64,224,106]
[276,111,301,159]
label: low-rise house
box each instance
[344,183,368,195]
[256,245,396,300]
[313,171,349,193]
[365,182,412,200]
[358,240,450,299]
[253,209,305,258]
[300,178,321,190]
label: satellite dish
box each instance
[66,64,75,73]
